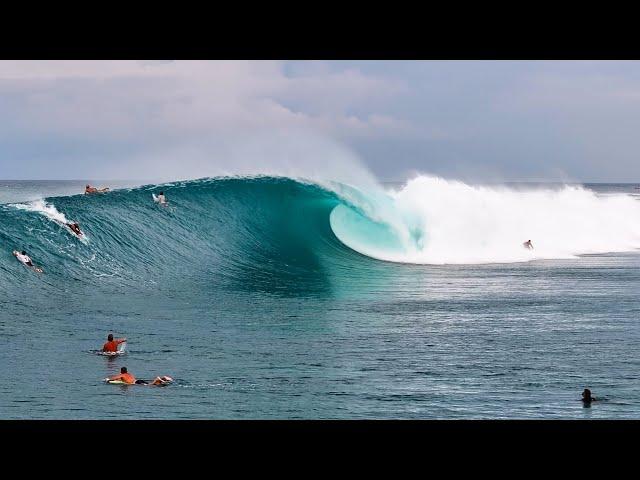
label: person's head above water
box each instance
[121,367,128,374]
[582,388,593,401]
[159,191,164,195]
[108,334,114,341]
[21,250,26,255]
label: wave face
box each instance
[1,175,640,300]
[0,177,384,298]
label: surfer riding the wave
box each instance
[67,222,83,236]
[85,184,109,194]
[523,239,533,250]
[153,191,168,206]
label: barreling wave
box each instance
[1,175,640,298]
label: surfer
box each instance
[523,239,533,249]
[67,222,82,236]
[14,250,34,267]
[85,184,109,194]
[154,191,168,206]
[12,250,43,272]
[102,333,127,353]
[582,388,597,405]
[107,366,136,384]
[106,367,173,386]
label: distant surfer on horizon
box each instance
[523,239,533,249]
[102,333,126,353]
[85,184,109,194]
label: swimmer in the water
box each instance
[523,240,533,249]
[156,191,167,205]
[582,388,597,405]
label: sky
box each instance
[1,60,639,183]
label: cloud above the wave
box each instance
[0,61,409,141]
[0,60,414,180]
[2,60,640,182]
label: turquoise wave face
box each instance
[329,204,407,256]
[0,176,399,300]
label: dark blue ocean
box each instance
[1,178,639,419]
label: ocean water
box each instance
[1,177,639,419]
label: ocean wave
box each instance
[1,175,639,297]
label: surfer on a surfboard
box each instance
[85,184,109,194]
[12,250,43,273]
[153,191,168,206]
[67,222,83,237]
[105,366,173,385]
[102,333,126,353]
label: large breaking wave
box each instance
[1,175,640,298]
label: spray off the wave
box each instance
[332,175,640,264]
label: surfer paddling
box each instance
[12,250,43,273]
[105,367,173,386]
[85,184,109,194]
[523,239,533,250]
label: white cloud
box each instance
[0,60,410,142]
